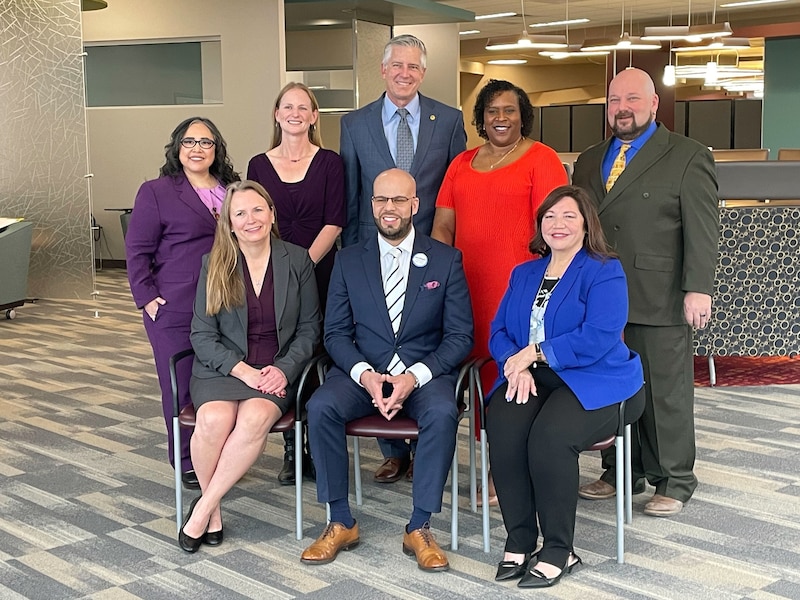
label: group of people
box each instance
[125,32,719,587]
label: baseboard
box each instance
[95,259,126,269]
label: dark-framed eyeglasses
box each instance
[180,137,216,149]
[371,195,414,206]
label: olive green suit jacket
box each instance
[573,123,719,327]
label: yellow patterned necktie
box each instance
[605,143,631,192]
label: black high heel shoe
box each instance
[178,496,205,553]
[517,553,583,588]
[495,552,532,581]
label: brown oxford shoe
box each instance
[644,494,684,517]
[578,479,616,500]
[402,523,449,572]
[300,522,360,565]
[374,456,410,483]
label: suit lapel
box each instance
[543,251,586,338]
[234,258,248,337]
[361,237,395,339]
[176,176,217,227]
[367,95,396,167]
[271,239,289,337]
[395,235,431,338]
[410,94,435,176]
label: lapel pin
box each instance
[412,252,428,267]
[429,114,436,121]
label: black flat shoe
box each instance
[178,496,204,553]
[181,470,201,490]
[517,553,582,588]
[203,526,224,546]
[495,552,531,581]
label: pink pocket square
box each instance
[421,281,440,291]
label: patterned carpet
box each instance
[694,356,800,387]
[2,269,800,599]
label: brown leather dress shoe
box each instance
[578,479,617,500]
[374,456,410,483]
[300,522,360,564]
[402,523,449,571]
[644,494,684,517]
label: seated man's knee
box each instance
[307,387,341,427]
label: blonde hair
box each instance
[271,82,323,148]
[205,180,281,315]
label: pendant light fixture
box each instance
[581,1,661,52]
[486,0,568,51]
[644,0,733,42]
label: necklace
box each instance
[488,137,522,170]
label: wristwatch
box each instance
[406,370,421,388]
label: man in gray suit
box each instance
[572,68,719,517]
[339,34,467,482]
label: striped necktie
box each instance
[396,108,414,172]
[383,247,406,375]
[605,143,631,192]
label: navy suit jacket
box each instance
[126,174,217,314]
[339,93,466,246]
[490,249,643,409]
[190,239,321,386]
[324,232,474,380]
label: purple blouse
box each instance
[243,259,279,367]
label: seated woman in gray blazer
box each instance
[179,180,321,553]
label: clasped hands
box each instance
[504,345,539,404]
[360,370,416,421]
[237,363,288,398]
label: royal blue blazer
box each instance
[489,248,643,409]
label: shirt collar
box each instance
[377,226,416,258]
[382,94,421,125]
[612,120,658,153]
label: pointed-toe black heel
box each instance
[517,553,582,588]
[178,496,204,553]
[495,552,532,581]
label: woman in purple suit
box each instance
[126,117,240,488]
[247,82,346,483]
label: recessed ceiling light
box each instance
[460,30,480,35]
[529,18,590,28]
[720,0,787,6]
[475,12,517,20]
[488,59,528,65]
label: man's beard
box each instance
[374,214,413,241]
[611,111,653,141]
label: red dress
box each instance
[436,141,568,370]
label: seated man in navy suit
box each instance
[301,168,474,571]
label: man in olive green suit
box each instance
[573,68,718,517]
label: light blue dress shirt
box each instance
[382,94,421,166]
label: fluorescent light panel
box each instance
[720,0,787,6]
[475,12,517,20]
[488,59,528,65]
[460,30,480,35]
[529,18,590,28]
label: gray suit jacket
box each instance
[339,93,466,246]
[190,238,321,385]
[572,123,719,326]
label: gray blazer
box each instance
[190,238,321,386]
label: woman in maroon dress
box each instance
[247,82,346,483]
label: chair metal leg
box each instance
[624,423,633,524]
[451,448,459,550]
[468,403,477,513]
[353,437,363,506]
[326,503,331,523]
[480,430,490,553]
[295,420,303,540]
[173,416,183,535]
[708,354,717,386]
[614,435,625,564]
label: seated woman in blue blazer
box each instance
[487,185,644,587]
[179,180,321,552]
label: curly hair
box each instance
[528,185,616,259]
[472,79,535,141]
[159,117,240,185]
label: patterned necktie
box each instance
[605,143,631,192]
[383,248,406,375]
[396,108,414,172]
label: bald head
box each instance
[607,68,659,141]
[372,168,419,244]
[373,168,417,198]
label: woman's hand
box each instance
[505,369,536,404]
[144,297,166,321]
[230,362,264,391]
[503,345,538,380]
[258,366,288,398]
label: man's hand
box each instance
[382,373,416,420]
[684,292,712,329]
[360,370,390,417]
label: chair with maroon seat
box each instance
[316,355,475,550]
[471,356,635,563]
[169,348,322,540]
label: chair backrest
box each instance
[120,211,132,239]
[777,148,800,161]
[711,148,769,162]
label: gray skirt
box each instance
[190,370,292,415]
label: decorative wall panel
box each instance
[694,207,800,357]
[0,0,93,299]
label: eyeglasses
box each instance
[180,137,216,149]
[371,195,415,206]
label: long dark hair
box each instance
[473,79,535,141]
[159,117,240,185]
[528,185,616,259]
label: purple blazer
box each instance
[126,174,218,314]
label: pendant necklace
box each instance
[489,137,522,170]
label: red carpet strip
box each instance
[694,355,800,387]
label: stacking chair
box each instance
[315,355,476,550]
[471,357,634,563]
[169,348,322,539]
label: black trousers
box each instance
[486,366,618,568]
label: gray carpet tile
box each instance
[1,269,800,599]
